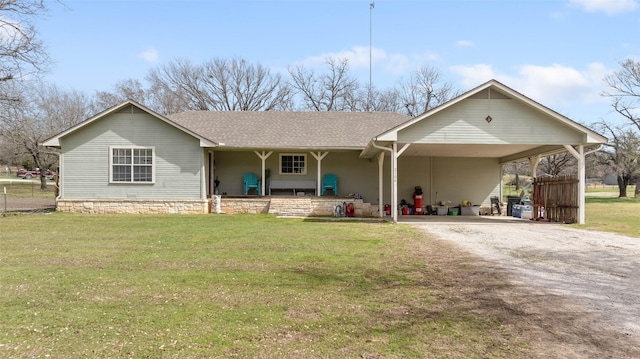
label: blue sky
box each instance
[36,0,639,126]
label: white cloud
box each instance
[568,0,638,15]
[451,62,611,108]
[296,46,386,69]
[456,40,475,47]
[295,47,441,77]
[139,47,159,63]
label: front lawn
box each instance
[578,196,640,237]
[0,214,528,358]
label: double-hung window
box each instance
[279,153,306,175]
[111,147,154,183]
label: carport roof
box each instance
[361,79,608,162]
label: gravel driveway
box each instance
[404,216,640,357]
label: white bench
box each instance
[269,180,316,195]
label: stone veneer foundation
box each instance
[56,199,209,214]
[56,197,379,217]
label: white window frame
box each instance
[279,153,307,175]
[109,146,155,184]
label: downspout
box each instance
[371,141,394,222]
[54,152,62,201]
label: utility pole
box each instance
[369,1,374,111]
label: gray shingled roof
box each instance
[168,111,411,149]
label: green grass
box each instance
[577,196,640,237]
[0,173,56,199]
[0,214,527,358]
[585,184,636,193]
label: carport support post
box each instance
[528,155,541,179]
[254,151,273,196]
[392,142,411,223]
[377,152,384,217]
[564,144,585,224]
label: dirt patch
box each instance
[410,220,640,358]
[2,197,56,213]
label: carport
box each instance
[361,80,608,224]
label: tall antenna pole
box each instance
[369,1,375,111]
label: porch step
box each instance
[268,197,313,217]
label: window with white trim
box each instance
[111,147,154,183]
[279,153,306,174]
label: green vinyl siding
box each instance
[60,112,202,200]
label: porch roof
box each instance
[168,111,410,150]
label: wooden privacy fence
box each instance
[532,175,579,223]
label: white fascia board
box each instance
[200,139,218,147]
[375,132,397,141]
[43,138,60,147]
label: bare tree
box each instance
[601,59,640,196]
[537,153,576,177]
[288,58,359,111]
[367,87,404,113]
[0,0,51,92]
[95,78,149,110]
[397,66,458,117]
[146,57,292,112]
[594,121,640,197]
[603,59,640,132]
[0,83,93,189]
[146,58,210,112]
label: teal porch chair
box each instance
[321,174,338,196]
[243,173,261,195]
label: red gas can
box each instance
[346,203,355,217]
[384,204,391,215]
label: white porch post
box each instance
[254,151,273,196]
[564,145,585,224]
[377,152,384,217]
[208,150,215,195]
[310,152,328,196]
[200,150,207,200]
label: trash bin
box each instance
[506,196,520,216]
